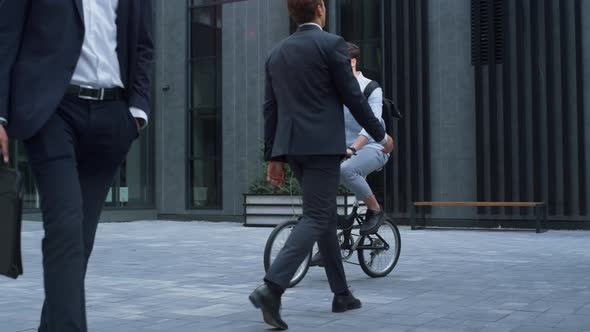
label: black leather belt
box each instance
[66,84,125,101]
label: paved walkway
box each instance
[1,221,590,332]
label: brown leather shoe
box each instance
[249,284,288,330]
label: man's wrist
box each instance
[347,146,357,155]
[379,135,388,146]
[129,107,148,129]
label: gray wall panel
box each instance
[221,0,289,216]
[154,0,189,215]
[222,1,247,216]
[428,0,477,218]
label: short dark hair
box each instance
[347,42,360,60]
[288,0,323,25]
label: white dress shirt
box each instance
[0,0,147,128]
[299,22,323,30]
[71,0,147,126]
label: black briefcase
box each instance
[0,166,24,279]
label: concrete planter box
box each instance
[243,193,360,226]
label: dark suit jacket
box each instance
[0,0,154,139]
[263,24,385,162]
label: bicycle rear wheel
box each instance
[357,218,401,278]
[263,220,311,288]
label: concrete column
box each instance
[221,0,290,216]
[154,0,189,215]
[428,0,477,219]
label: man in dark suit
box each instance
[249,0,394,329]
[0,1,153,331]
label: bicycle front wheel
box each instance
[357,218,401,278]
[263,220,311,288]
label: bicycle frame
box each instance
[340,199,392,253]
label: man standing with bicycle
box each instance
[249,0,394,329]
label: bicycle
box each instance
[263,199,401,288]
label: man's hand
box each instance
[0,125,9,162]
[346,148,355,159]
[382,135,395,154]
[267,161,285,187]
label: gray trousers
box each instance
[265,155,348,293]
[341,148,389,200]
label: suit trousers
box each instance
[23,95,138,332]
[265,155,348,294]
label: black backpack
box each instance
[363,81,402,135]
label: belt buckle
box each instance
[77,85,104,101]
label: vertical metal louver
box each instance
[471,0,504,65]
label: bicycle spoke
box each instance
[358,220,401,277]
[268,224,309,285]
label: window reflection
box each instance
[189,3,222,208]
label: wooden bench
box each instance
[410,201,547,233]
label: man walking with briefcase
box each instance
[0,1,154,331]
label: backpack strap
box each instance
[363,80,381,99]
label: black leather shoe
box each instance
[332,292,362,313]
[249,284,288,330]
[337,214,355,230]
[360,209,385,235]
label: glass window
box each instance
[7,142,38,209]
[339,0,383,82]
[188,2,222,208]
[108,130,155,208]
[10,102,155,211]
